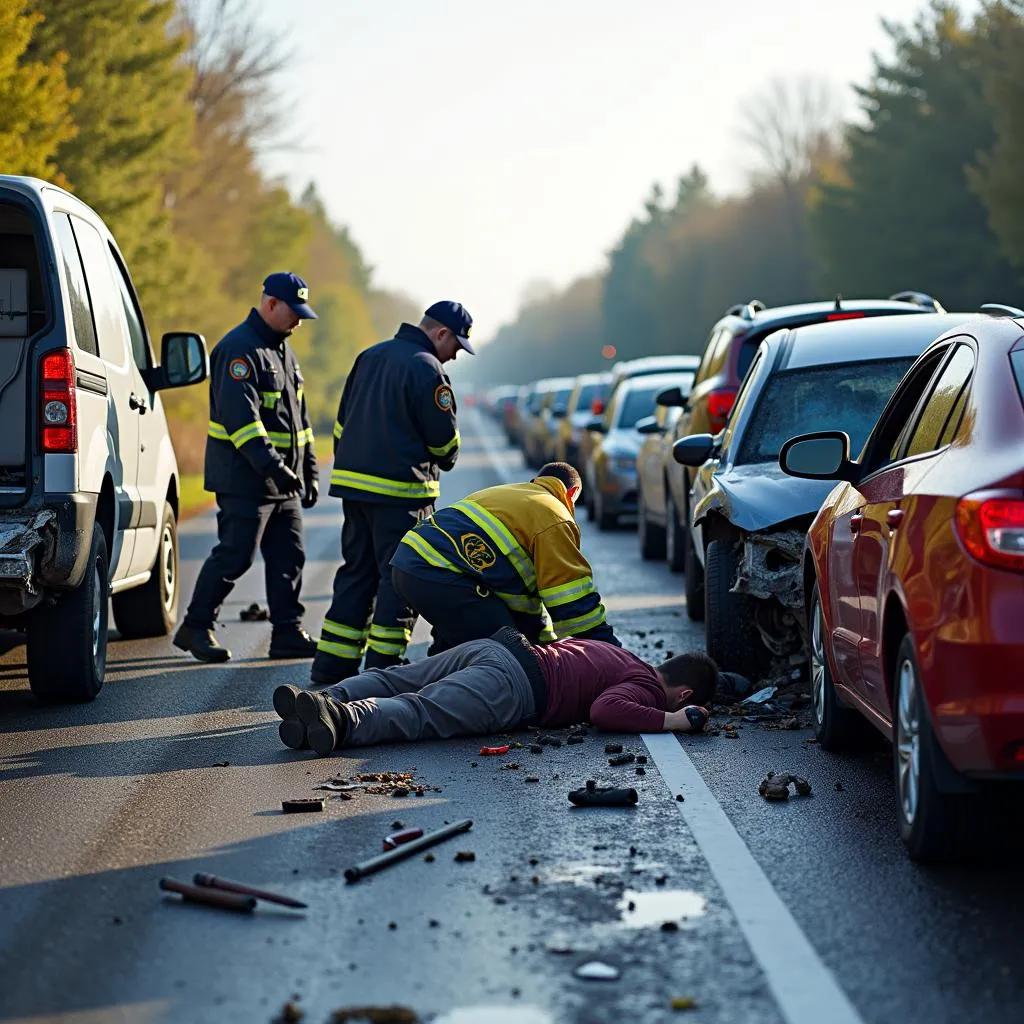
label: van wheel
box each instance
[704,538,763,681]
[113,502,179,639]
[27,522,109,702]
[683,523,705,622]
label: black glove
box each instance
[301,475,319,509]
[269,462,303,495]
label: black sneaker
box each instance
[269,626,318,660]
[295,690,346,756]
[273,684,308,750]
[173,624,232,663]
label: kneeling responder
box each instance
[389,462,622,652]
[174,272,320,663]
[311,301,472,685]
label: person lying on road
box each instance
[272,627,718,756]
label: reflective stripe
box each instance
[452,500,536,591]
[317,638,363,660]
[538,625,557,643]
[260,391,281,409]
[400,531,459,573]
[551,605,608,636]
[540,576,596,608]
[297,388,304,403]
[298,427,314,446]
[428,430,461,458]
[333,421,343,440]
[331,469,440,499]
[366,637,407,657]
[496,591,543,615]
[369,624,412,642]
[209,420,270,448]
[322,619,366,641]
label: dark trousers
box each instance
[184,494,304,630]
[392,566,542,656]
[313,499,427,680]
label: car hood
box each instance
[600,429,643,457]
[696,461,838,533]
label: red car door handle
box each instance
[850,514,864,534]
[886,509,905,529]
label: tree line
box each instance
[0,0,416,471]
[466,0,1024,387]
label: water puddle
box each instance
[434,1007,554,1024]
[544,863,611,885]
[616,888,707,928]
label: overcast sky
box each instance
[257,0,976,344]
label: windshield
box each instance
[736,358,914,465]
[549,387,572,410]
[575,382,607,412]
[616,384,665,429]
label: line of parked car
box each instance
[482,290,1024,862]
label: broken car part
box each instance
[193,872,307,909]
[758,771,813,801]
[345,819,473,883]
[383,827,424,851]
[282,798,325,813]
[568,781,639,808]
[159,877,256,914]
[479,745,510,756]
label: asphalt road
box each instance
[0,408,1022,1024]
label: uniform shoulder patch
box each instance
[460,533,496,571]
[434,384,454,412]
[228,357,251,381]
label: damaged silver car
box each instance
[673,312,976,681]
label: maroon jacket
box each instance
[530,638,665,732]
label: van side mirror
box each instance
[146,331,209,391]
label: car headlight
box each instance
[611,455,636,473]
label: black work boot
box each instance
[173,624,232,663]
[295,690,348,757]
[310,651,360,687]
[273,684,308,750]
[268,626,318,660]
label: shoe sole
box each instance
[278,719,308,750]
[272,685,301,720]
[295,691,336,757]
[268,647,318,661]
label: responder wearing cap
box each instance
[174,272,321,663]
[311,301,472,685]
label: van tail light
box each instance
[707,388,737,433]
[40,349,77,453]
[955,493,1024,573]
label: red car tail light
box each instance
[826,312,867,321]
[955,494,1024,573]
[41,349,77,454]
[707,388,737,433]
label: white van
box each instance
[0,175,208,702]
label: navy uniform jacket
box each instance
[330,323,460,505]
[204,308,316,499]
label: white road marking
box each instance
[470,408,519,484]
[643,733,865,1024]
[470,409,865,1024]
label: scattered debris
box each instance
[670,996,698,1011]
[547,936,575,955]
[424,853,435,863]
[661,921,680,932]
[392,821,404,829]
[344,819,473,883]
[568,781,639,808]
[429,919,439,927]
[636,767,646,776]
[193,872,306,909]
[240,602,268,622]
[604,743,623,754]
[835,781,845,792]
[574,960,621,981]
[636,755,648,765]
[566,735,585,745]
[480,745,510,756]
[159,877,255,914]
[315,782,363,793]
[454,851,476,863]
[530,744,544,754]
[329,1007,418,1023]
[277,1000,304,1022]
[655,875,668,886]
[608,753,636,767]
[211,761,230,768]
[383,828,423,851]
[742,686,778,706]
[779,717,800,730]
[388,922,397,930]
[281,798,325,814]
[391,788,410,798]
[525,776,540,783]
[537,735,563,747]
[675,794,685,802]
[758,771,813,801]
[499,762,521,771]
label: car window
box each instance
[903,345,975,459]
[616,384,664,429]
[695,327,723,381]
[736,336,759,379]
[719,350,763,456]
[705,326,735,378]
[1012,350,1024,409]
[574,382,601,413]
[109,245,151,372]
[550,387,572,412]
[70,216,130,368]
[53,213,99,356]
[736,357,914,466]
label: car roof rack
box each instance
[724,299,766,321]
[888,290,946,313]
[980,303,1024,317]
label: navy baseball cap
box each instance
[263,272,317,319]
[425,300,474,354]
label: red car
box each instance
[779,306,1024,861]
